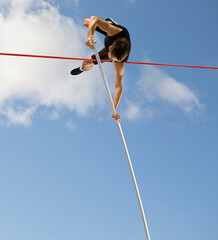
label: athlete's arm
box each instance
[111,62,125,121]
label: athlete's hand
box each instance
[85,37,97,49]
[111,111,120,122]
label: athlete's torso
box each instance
[104,25,131,62]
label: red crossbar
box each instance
[0,52,218,70]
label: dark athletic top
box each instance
[104,25,131,62]
[95,20,131,62]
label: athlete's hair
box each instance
[111,38,130,62]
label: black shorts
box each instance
[91,18,118,65]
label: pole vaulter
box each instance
[1,16,217,239]
[91,35,151,240]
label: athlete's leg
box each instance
[83,18,90,27]
[81,48,109,70]
[84,17,117,27]
[71,56,94,75]
[83,17,107,36]
[91,48,110,65]
[81,56,94,71]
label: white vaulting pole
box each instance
[91,36,151,240]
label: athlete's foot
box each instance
[70,67,84,75]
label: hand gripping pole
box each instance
[91,36,151,240]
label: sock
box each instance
[70,66,84,75]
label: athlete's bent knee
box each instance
[83,18,90,27]
[82,57,94,71]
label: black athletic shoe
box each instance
[71,67,83,75]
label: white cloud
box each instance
[47,110,60,120]
[122,100,154,122]
[40,109,60,120]
[123,102,142,120]
[0,0,110,127]
[0,105,36,127]
[137,64,202,114]
[66,119,76,131]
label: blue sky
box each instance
[0,0,218,240]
